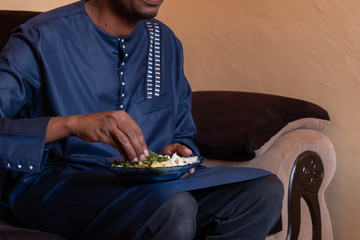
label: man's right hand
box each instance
[45,111,149,162]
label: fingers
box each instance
[162,143,192,156]
[163,144,196,175]
[109,112,148,162]
[181,168,195,179]
[110,126,148,162]
[72,111,148,162]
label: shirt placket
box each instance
[118,37,128,110]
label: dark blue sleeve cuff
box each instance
[0,117,51,173]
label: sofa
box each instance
[191,91,336,240]
[0,10,336,240]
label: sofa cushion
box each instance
[191,91,330,160]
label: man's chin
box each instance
[134,11,158,20]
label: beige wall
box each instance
[0,0,74,11]
[1,0,359,239]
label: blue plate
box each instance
[98,157,204,183]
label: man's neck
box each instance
[85,0,138,37]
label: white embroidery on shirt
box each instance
[146,21,161,99]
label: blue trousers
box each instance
[136,175,284,240]
[9,167,282,240]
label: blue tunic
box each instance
[0,1,272,239]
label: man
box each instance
[0,0,283,239]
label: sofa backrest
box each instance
[0,10,40,51]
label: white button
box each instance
[120,72,124,75]
[17,164,22,169]
[120,105,124,108]
[122,45,126,49]
[121,39,125,43]
[125,53,129,57]
[122,62,125,66]
[122,82,125,86]
[6,163,10,168]
[29,166,34,170]
[122,94,125,97]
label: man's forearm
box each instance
[45,115,76,144]
[44,111,149,162]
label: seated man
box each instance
[0,0,283,239]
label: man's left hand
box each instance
[162,143,195,174]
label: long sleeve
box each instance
[0,118,50,172]
[1,7,202,171]
[0,26,50,173]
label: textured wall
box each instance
[1,0,359,239]
[0,0,75,11]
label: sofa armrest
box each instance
[203,129,336,240]
[191,90,336,239]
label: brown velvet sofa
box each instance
[0,10,336,240]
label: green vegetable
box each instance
[111,151,169,168]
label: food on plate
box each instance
[111,151,198,168]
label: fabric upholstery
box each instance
[203,128,336,240]
[192,91,330,160]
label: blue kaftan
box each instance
[0,1,272,239]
